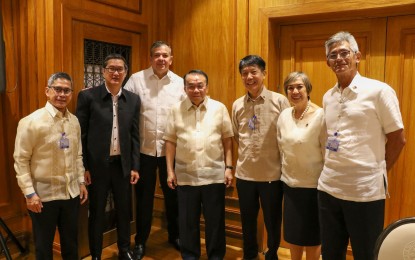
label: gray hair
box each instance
[47,72,73,87]
[325,31,359,56]
[150,41,172,57]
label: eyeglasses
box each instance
[104,67,126,74]
[49,86,73,95]
[327,50,353,61]
[186,84,206,91]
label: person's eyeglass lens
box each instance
[49,86,73,95]
[105,67,125,73]
[328,50,352,60]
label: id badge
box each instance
[326,134,339,152]
[59,133,69,149]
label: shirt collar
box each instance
[330,72,362,95]
[244,86,267,103]
[105,85,122,97]
[147,66,173,81]
[45,101,69,119]
[184,96,209,111]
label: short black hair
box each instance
[239,55,266,73]
[103,53,128,70]
[183,69,209,86]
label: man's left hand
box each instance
[224,169,233,187]
[79,184,88,204]
[130,170,139,184]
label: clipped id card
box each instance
[59,132,69,149]
[326,135,339,152]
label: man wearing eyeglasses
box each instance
[76,54,140,260]
[231,55,290,260]
[164,69,233,260]
[318,31,406,260]
[14,72,88,260]
[124,41,185,259]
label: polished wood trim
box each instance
[89,0,142,14]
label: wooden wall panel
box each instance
[169,0,236,111]
[0,0,37,249]
[384,15,415,223]
[170,0,244,248]
[0,0,167,255]
[90,0,142,13]
[2,0,415,257]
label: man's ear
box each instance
[355,51,362,64]
[45,87,50,98]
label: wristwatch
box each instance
[225,165,234,170]
[25,192,36,198]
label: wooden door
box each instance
[384,15,415,224]
[279,18,387,107]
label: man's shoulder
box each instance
[233,95,246,106]
[123,88,140,100]
[350,75,394,99]
[264,88,285,99]
[130,68,147,79]
[19,107,48,125]
[265,89,290,108]
[207,98,227,109]
[78,85,104,97]
[28,107,47,118]
[359,75,390,89]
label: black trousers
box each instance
[29,196,80,260]
[236,178,283,260]
[177,184,226,260]
[318,191,385,260]
[88,158,132,257]
[134,153,179,245]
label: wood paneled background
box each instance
[1,0,414,257]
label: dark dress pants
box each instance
[29,196,80,260]
[236,178,283,260]
[318,191,385,260]
[88,159,132,257]
[177,184,226,260]
[134,153,179,245]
